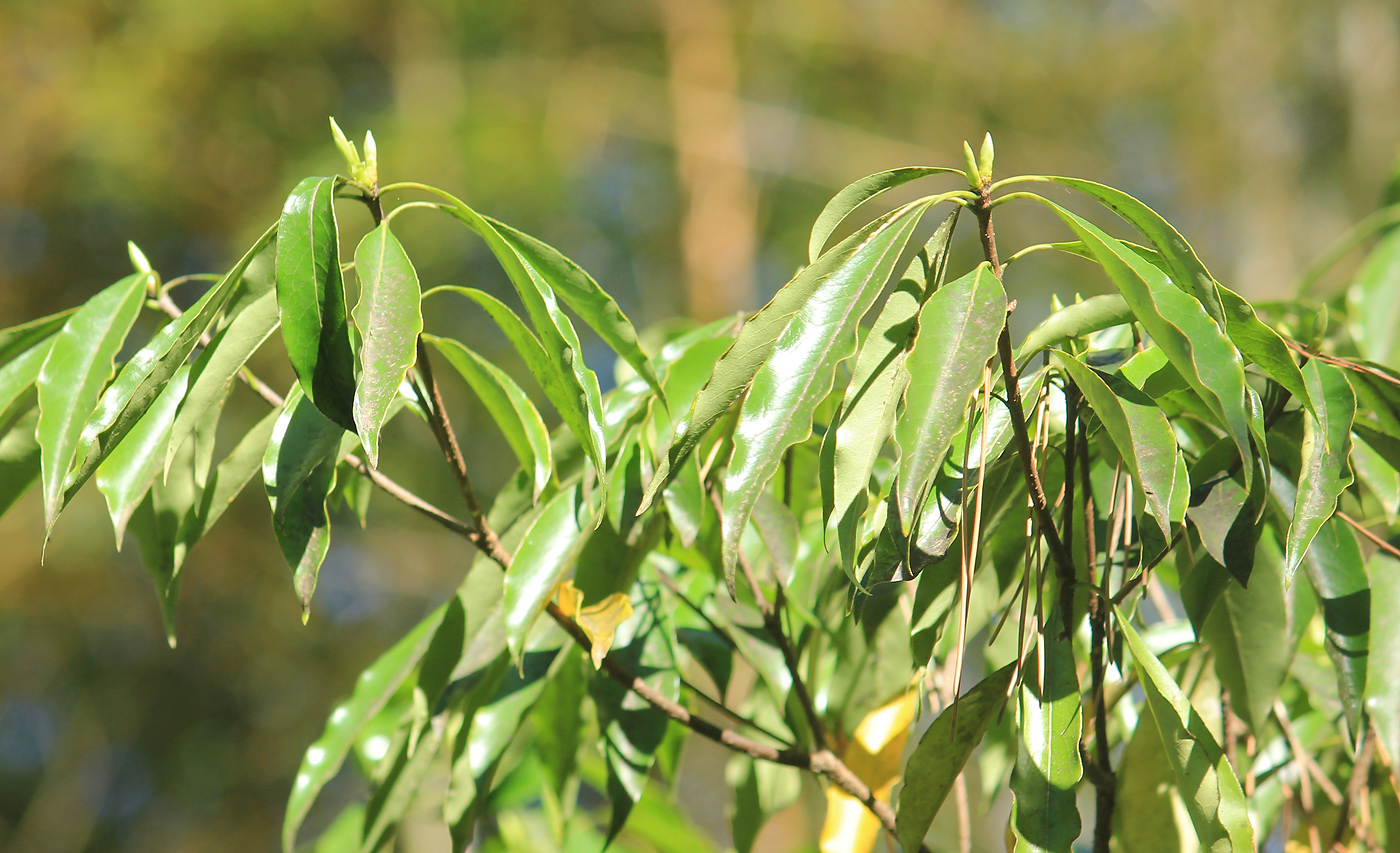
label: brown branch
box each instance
[1339,511,1400,561]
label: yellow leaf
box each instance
[554,579,585,617]
[577,593,633,669]
[819,690,920,853]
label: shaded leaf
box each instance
[127,435,199,647]
[1286,360,1354,580]
[352,222,422,466]
[0,338,55,426]
[96,365,190,548]
[1010,630,1083,853]
[819,690,919,853]
[0,409,41,520]
[1299,517,1369,740]
[1346,227,1400,369]
[0,308,75,367]
[177,403,283,572]
[1368,553,1400,772]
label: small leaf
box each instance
[1285,360,1354,580]
[351,222,422,466]
[1010,630,1083,853]
[1015,294,1132,361]
[896,663,1015,851]
[0,307,75,367]
[282,605,445,853]
[96,365,190,548]
[36,271,148,533]
[277,176,357,430]
[554,579,634,669]
[502,483,589,659]
[808,166,963,262]
[425,335,551,501]
[722,197,939,593]
[1117,612,1255,853]
[1367,553,1400,770]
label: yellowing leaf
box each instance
[819,690,919,853]
[553,580,634,669]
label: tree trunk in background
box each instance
[658,0,757,320]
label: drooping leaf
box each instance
[502,483,590,659]
[277,176,357,430]
[128,432,201,647]
[282,605,445,853]
[896,663,1015,852]
[1285,360,1355,580]
[1117,613,1255,853]
[0,308,75,367]
[425,335,551,501]
[352,222,422,466]
[1216,285,1313,416]
[1010,630,1083,853]
[36,271,148,532]
[721,197,938,593]
[1054,353,1187,535]
[1298,516,1369,740]
[1346,227,1400,369]
[95,365,190,548]
[0,409,41,520]
[177,403,283,573]
[0,338,55,424]
[1368,552,1400,771]
[1112,704,1190,853]
[359,715,445,853]
[808,166,963,262]
[893,263,1007,534]
[1015,294,1133,361]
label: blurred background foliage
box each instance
[0,0,1397,850]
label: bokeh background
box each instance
[1,1,1398,851]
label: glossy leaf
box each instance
[1216,285,1312,416]
[36,271,148,532]
[721,197,937,592]
[425,334,551,500]
[1299,516,1369,739]
[277,176,357,430]
[0,308,75,367]
[360,717,445,853]
[502,483,589,659]
[0,409,41,520]
[282,606,445,853]
[127,435,199,647]
[352,222,422,466]
[1118,614,1254,853]
[1346,227,1400,369]
[1285,360,1354,580]
[0,338,55,423]
[896,663,1015,851]
[1368,553,1400,771]
[1010,630,1083,853]
[1054,353,1187,535]
[808,166,963,262]
[177,403,283,573]
[95,365,190,548]
[893,263,1006,534]
[1015,294,1133,361]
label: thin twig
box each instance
[1339,511,1400,561]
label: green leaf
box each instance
[1117,613,1254,853]
[351,222,422,466]
[484,216,663,402]
[1038,199,1256,488]
[1037,176,1226,325]
[0,409,41,520]
[1346,227,1400,369]
[1285,360,1354,580]
[95,365,190,548]
[0,307,75,367]
[277,176,357,431]
[1015,294,1133,361]
[1368,553,1400,771]
[1298,517,1369,740]
[359,715,445,853]
[826,212,957,577]
[425,335,551,501]
[896,663,1015,852]
[36,271,148,533]
[263,386,345,617]
[808,166,963,262]
[68,224,278,501]
[1010,631,1083,853]
[721,197,938,592]
[893,263,1007,535]
[1054,353,1187,535]
[1216,285,1313,416]
[640,196,949,515]
[282,605,445,853]
[502,483,589,659]
[127,434,200,647]
[0,338,55,424]
[166,278,280,476]
[177,403,283,572]
[1113,707,1188,853]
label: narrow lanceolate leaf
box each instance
[640,196,948,515]
[721,197,937,592]
[0,339,55,421]
[282,606,444,853]
[826,212,958,576]
[1346,227,1400,369]
[896,663,1015,852]
[352,222,422,466]
[484,216,663,402]
[893,263,1006,534]
[1038,176,1226,325]
[0,410,41,520]
[0,307,75,367]
[277,176,356,431]
[1118,613,1254,853]
[1054,353,1187,535]
[808,166,964,262]
[1039,201,1256,487]
[1286,360,1354,580]
[1015,294,1132,362]
[127,437,199,647]
[1298,517,1369,740]
[1216,285,1313,416]
[435,195,606,477]
[36,272,148,533]
[502,483,589,659]
[96,366,190,548]
[425,335,551,500]
[263,386,345,616]
[1368,553,1400,770]
[70,224,278,500]
[166,282,280,476]
[1010,631,1082,853]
